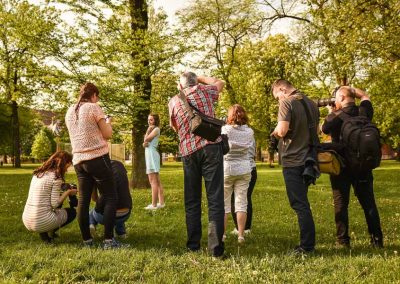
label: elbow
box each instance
[103,130,113,140]
[216,80,225,93]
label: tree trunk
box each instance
[129,0,152,188]
[256,144,262,162]
[224,79,236,105]
[11,100,21,168]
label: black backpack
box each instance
[340,114,381,173]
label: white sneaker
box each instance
[231,228,239,235]
[238,236,245,244]
[144,204,158,210]
[244,229,251,235]
[157,203,165,209]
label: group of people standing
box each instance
[22,74,383,256]
[271,79,383,254]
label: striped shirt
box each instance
[168,84,221,156]
[65,103,109,165]
[22,171,67,233]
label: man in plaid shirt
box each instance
[168,72,225,257]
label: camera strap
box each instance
[177,87,196,119]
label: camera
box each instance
[314,97,336,107]
[61,183,77,191]
[269,135,279,152]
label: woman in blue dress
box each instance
[143,114,165,210]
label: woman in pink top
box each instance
[65,82,120,249]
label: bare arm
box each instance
[273,121,290,138]
[97,118,113,139]
[197,76,225,94]
[144,127,159,143]
[51,180,77,208]
[353,87,370,102]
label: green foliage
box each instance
[225,35,315,146]
[31,128,53,161]
[0,162,399,282]
[178,0,263,104]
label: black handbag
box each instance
[178,88,225,143]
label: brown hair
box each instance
[33,151,72,180]
[271,79,293,94]
[227,104,248,125]
[75,82,99,118]
[149,113,160,126]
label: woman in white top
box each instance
[22,151,77,243]
[222,104,254,243]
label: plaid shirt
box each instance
[169,84,222,156]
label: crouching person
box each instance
[22,151,77,243]
[89,160,132,239]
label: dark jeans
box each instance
[283,166,316,251]
[231,167,257,230]
[74,154,117,240]
[182,144,225,257]
[330,170,383,245]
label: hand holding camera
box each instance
[61,183,78,195]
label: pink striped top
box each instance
[65,103,109,165]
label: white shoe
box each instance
[231,228,239,235]
[157,203,165,209]
[238,236,245,244]
[144,204,158,210]
[222,234,227,242]
[244,229,251,235]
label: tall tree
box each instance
[55,0,185,187]
[31,128,53,161]
[0,0,61,167]
[178,0,263,104]
[225,35,314,156]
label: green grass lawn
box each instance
[0,161,399,283]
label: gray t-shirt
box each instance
[278,92,319,167]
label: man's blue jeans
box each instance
[283,166,316,251]
[89,209,131,236]
[182,144,225,257]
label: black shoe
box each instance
[371,236,384,248]
[39,232,53,244]
[290,246,315,256]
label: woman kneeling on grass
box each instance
[222,104,254,244]
[22,151,78,243]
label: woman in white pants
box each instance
[222,104,254,243]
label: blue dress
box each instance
[145,128,160,174]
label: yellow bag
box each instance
[318,151,341,176]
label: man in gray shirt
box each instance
[271,79,319,254]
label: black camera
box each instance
[61,183,77,191]
[269,135,279,152]
[315,97,336,107]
